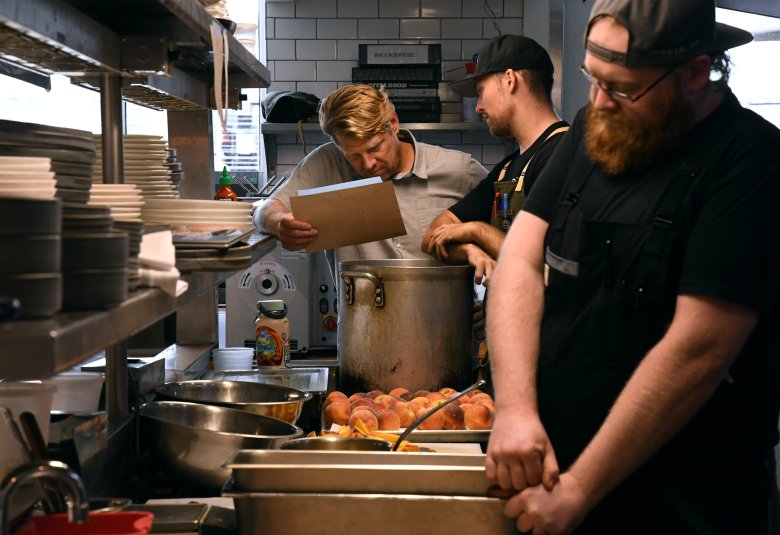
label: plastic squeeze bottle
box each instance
[215,166,238,201]
[255,300,290,367]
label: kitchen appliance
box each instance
[338,259,474,394]
[225,240,337,354]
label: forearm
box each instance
[569,296,757,509]
[467,222,505,259]
[487,216,546,411]
[254,198,289,237]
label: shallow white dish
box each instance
[0,170,55,180]
[145,198,251,210]
[92,182,137,192]
[0,188,56,199]
[89,198,144,207]
[0,177,55,186]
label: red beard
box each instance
[584,85,694,176]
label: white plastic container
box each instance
[46,371,104,413]
[212,347,254,371]
[0,381,56,480]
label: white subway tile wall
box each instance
[265,0,524,175]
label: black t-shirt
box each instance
[526,94,780,314]
[449,121,569,223]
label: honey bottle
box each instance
[215,166,238,201]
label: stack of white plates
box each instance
[0,120,96,205]
[0,156,56,200]
[235,22,258,56]
[141,198,252,227]
[88,184,144,222]
[92,135,178,199]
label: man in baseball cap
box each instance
[485,1,780,533]
[422,34,567,353]
[449,34,554,97]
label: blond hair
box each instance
[319,84,396,142]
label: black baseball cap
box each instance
[585,0,753,67]
[449,34,553,97]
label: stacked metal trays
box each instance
[222,449,517,535]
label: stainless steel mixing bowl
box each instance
[154,380,312,424]
[138,401,303,490]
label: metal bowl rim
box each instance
[138,400,303,438]
[154,379,313,404]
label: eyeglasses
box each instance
[579,64,678,103]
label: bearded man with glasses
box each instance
[484,0,780,533]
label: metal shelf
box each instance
[0,234,275,381]
[0,0,271,110]
[260,122,489,134]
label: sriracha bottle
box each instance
[215,166,238,201]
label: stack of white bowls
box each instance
[211,347,254,371]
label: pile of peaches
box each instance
[322,386,495,432]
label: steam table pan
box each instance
[224,484,517,535]
[224,449,491,495]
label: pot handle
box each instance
[340,271,384,307]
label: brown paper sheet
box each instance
[289,181,406,253]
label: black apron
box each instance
[537,147,774,533]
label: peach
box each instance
[376,409,402,431]
[323,400,352,427]
[375,395,399,411]
[388,387,410,399]
[410,396,430,407]
[392,402,416,428]
[415,407,445,430]
[439,387,458,398]
[470,392,492,404]
[366,389,385,400]
[348,392,368,403]
[349,408,379,432]
[426,391,446,403]
[326,390,349,403]
[459,402,475,412]
[442,404,466,430]
[407,400,424,414]
[464,405,494,430]
[413,390,431,398]
[475,398,495,412]
[350,398,375,411]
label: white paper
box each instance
[297,176,381,196]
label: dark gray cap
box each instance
[449,34,553,97]
[585,0,753,67]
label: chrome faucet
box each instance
[0,460,89,535]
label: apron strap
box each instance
[509,126,571,192]
[548,161,597,259]
[643,164,700,257]
[497,126,571,190]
